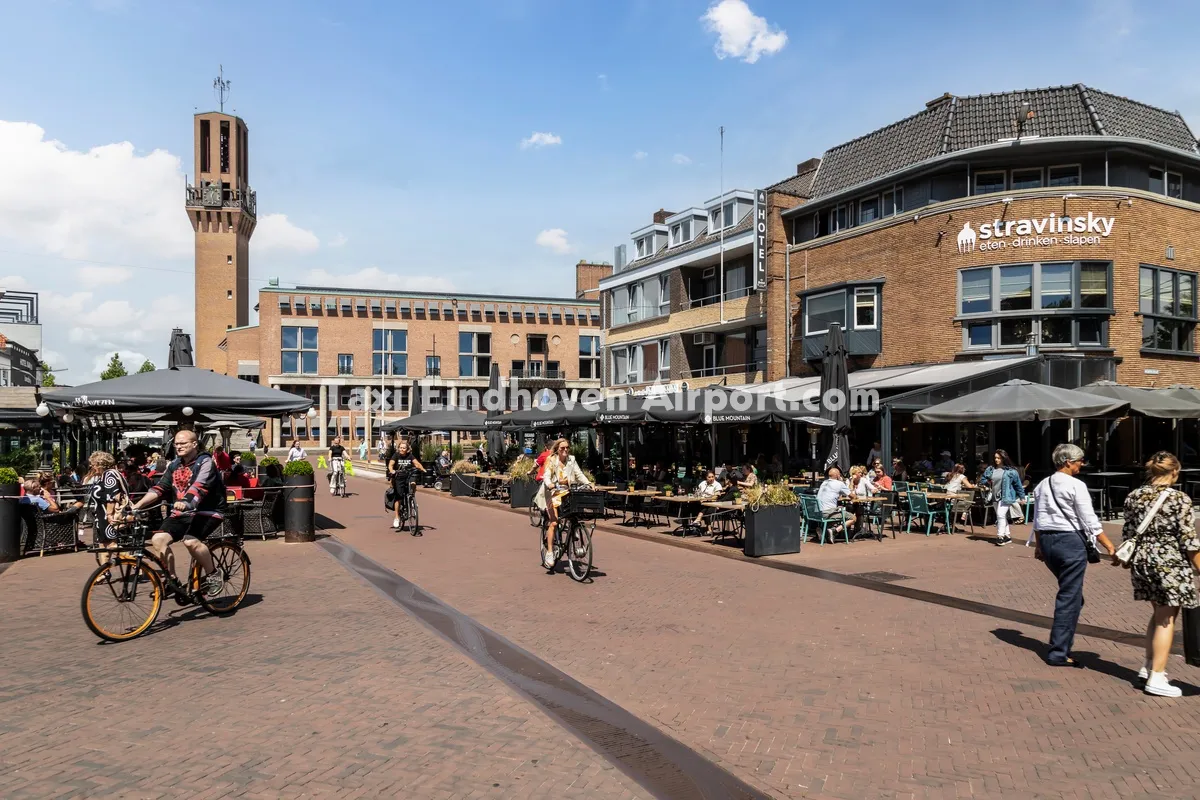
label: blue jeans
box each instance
[1039,530,1087,663]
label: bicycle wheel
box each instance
[528,497,541,527]
[408,494,421,536]
[564,519,593,582]
[194,541,252,616]
[81,557,163,642]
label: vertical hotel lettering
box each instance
[754,189,767,290]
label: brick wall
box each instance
[764,191,807,381]
[790,191,1200,387]
[575,261,613,299]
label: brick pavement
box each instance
[0,539,646,799]
[337,478,1200,799]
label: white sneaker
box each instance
[1144,671,1182,697]
[1137,665,1150,681]
[392,518,400,530]
[543,551,555,569]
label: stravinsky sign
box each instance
[955,212,1115,254]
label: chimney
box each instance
[614,244,626,272]
[925,92,953,108]
[575,261,613,300]
[652,208,674,225]
[795,157,821,174]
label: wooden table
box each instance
[606,490,661,527]
[659,495,712,535]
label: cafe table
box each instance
[605,489,661,527]
[700,499,746,541]
[658,494,710,535]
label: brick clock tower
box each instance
[185,78,256,373]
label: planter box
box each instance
[450,474,478,497]
[743,505,803,557]
[0,482,19,563]
[509,478,538,509]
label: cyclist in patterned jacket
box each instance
[132,429,225,596]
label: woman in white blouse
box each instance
[541,437,591,570]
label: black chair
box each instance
[28,507,82,557]
[243,490,280,539]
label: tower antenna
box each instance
[213,66,231,113]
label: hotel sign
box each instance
[955,212,1115,254]
[754,189,767,290]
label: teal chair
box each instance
[893,481,910,494]
[905,491,939,536]
[800,495,849,545]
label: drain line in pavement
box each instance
[318,537,770,800]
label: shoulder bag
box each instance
[1114,487,1170,566]
[1045,475,1100,564]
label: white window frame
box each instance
[1009,167,1043,190]
[636,237,648,258]
[628,345,642,384]
[882,185,903,217]
[658,274,670,315]
[853,286,878,330]
[670,223,681,246]
[973,170,1006,195]
[658,339,670,381]
[1047,164,1081,187]
[627,284,641,323]
[858,195,880,225]
[701,344,717,377]
[612,347,628,386]
[336,353,353,375]
[803,289,848,336]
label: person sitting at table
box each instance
[692,470,724,530]
[737,463,758,490]
[816,467,854,532]
[934,450,955,477]
[944,463,975,495]
[872,464,893,492]
[850,465,877,498]
[891,459,909,482]
[228,453,247,486]
[20,477,59,512]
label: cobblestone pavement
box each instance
[4,472,1200,799]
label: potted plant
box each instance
[0,466,21,563]
[281,459,316,543]
[742,481,803,557]
[449,459,480,497]
[506,455,538,509]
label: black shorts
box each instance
[391,474,417,495]
[159,513,223,543]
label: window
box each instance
[528,334,547,355]
[627,284,641,323]
[337,353,353,375]
[966,323,993,348]
[372,329,407,375]
[751,327,766,368]
[804,290,846,335]
[281,326,318,374]
[670,220,691,246]
[858,196,880,224]
[579,335,600,379]
[658,275,670,315]
[974,171,1005,194]
[547,360,560,378]
[458,332,491,377]
[219,121,230,173]
[426,355,441,377]
[1000,318,1032,347]
[1040,317,1072,345]
[511,360,525,376]
[835,203,851,231]
[1010,168,1042,189]
[1149,167,1183,199]
[658,339,670,381]
[1140,265,1198,353]
[882,187,903,217]
[724,263,749,300]
[1040,263,1073,309]
[961,268,992,314]
[999,265,1033,311]
[711,201,735,232]
[199,120,211,173]
[1048,165,1081,187]
[854,286,877,329]
[636,237,647,258]
[1080,262,1108,308]
[226,290,232,299]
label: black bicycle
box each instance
[329,458,347,497]
[82,511,252,642]
[396,481,420,535]
[539,486,603,582]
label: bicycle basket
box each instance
[559,489,606,518]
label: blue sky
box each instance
[1,0,1197,379]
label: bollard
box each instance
[0,481,19,563]
[283,476,315,543]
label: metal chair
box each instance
[946,494,976,535]
[905,491,939,536]
[30,508,82,556]
[242,490,280,539]
[799,495,848,545]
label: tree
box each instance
[39,361,56,387]
[137,359,156,373]
[100,353,127,380]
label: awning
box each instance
[914,379,1129,422]
[381,409,488,432]
[1079,381,1200,419]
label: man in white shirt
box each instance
[1031,443,1116,668]
[816,467,854,527]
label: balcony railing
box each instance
[688,288,753,309]
[683,359,764,379]
[511,368,565,380]
[185,183,257,217]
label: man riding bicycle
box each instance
[130,429,225,597]
[328,436,346,495]
[541,437,591,570]
[387,438,425,530]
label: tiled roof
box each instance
[767,165,818,197]
[615,211,754,275]
[809,84,1199,199]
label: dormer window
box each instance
[636,237,650,258]
[670,220,692,246]
[710,201,735,232]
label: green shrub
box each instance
[0,445,39,476]
[420,442,439,464]
[744,481,798,509]
[450,459,479,475]
[0,467,19,484]
[259,456,281,468]
[506,455,536,479]
[239,451,257,465]
[282,460,314,477]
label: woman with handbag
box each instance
[982,449,1025,546]
[1119,451,1200,697]
[1031,444,1116,667]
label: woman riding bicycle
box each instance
[328,436,347,495]
[388,438,425,530]
[541,437,591,570]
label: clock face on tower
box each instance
[202,180,223,207]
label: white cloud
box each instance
[520,132,562,150]
[0,274,32,290]
[634,151,648,160]
[253,213,320,254]
[0,121,192,261]
[328,232,348,248]
[597,74,609,90]
[535,228,573,255]
[672,153,692,165]
[90,349,150,378]
[304,266,455,293]
[701,0,788,64]
[75,265,134,287]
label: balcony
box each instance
[511,368,565,380]
[185,183,257,217]
[801,328,882,361]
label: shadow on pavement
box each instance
[991,627,1199,695]
[315,513,346,530]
